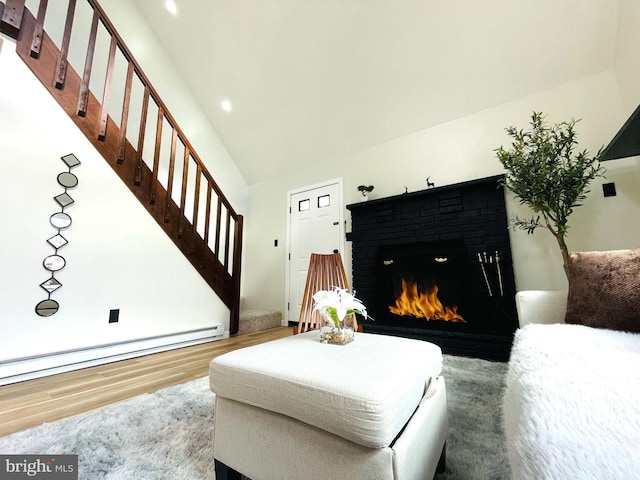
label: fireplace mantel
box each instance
[346,174,517,360]
[347,174,505,213]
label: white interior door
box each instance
[287,180,344,323]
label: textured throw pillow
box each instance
[565,248,640,333]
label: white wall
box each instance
[0,41,231,382]
[244,69,640,319]
[614,0,640,114]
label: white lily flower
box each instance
[312,287,367,322]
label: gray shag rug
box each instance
[436,355,510,480]
[0,355,510,479]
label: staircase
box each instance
[0,0,243,332]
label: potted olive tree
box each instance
[495,112,605,279]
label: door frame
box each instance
[284,177,345,323]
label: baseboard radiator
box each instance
[0,325,226,386]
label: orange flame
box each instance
[389,277,466,322]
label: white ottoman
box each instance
[209,331,448,480]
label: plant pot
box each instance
[319,311,355,345]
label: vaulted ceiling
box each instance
[132,0,618,185]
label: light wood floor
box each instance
[0,326,293,438]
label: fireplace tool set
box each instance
[477,251,505,298]
[477,250,516,328]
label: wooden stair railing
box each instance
[1,0,243,333]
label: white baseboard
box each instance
[0,325,227,386]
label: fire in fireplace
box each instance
[375,240,472,328]
[388,277,466,322]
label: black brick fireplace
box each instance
[347,175,518,360]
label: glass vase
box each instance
[319,311,355,345]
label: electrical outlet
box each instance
[109,309,120,323]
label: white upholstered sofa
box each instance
[504,290,640,479]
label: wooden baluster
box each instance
[164,128,178,222]
[203,181,212,249]
[30,0,48,58]
[230,214,244,333]
[150,106,163,205]
[77,9,99,117]
[0,0,25,40]
[191,165,202,254]
[134,86,150,186]
[98,34,117,141]
[214,196,222,256]
[117,62,134,164]
[178,148,190,238]
[224,209,231,270]
[54,0,76,89]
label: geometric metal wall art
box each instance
[35,154,81,317]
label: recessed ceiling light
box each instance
[221,100,232,112]
[165,0,177,15]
